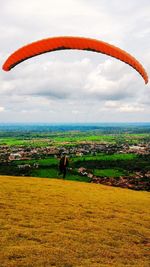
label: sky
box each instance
[0,0,150,123]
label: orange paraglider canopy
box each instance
[2,36,148,84]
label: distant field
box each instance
[0,132,150,146]
[73,153,137,162]
[0,138,52,147]
[0,175,150,267]
[54,134,116,143]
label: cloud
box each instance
[0,0,150,122]
[0,107,5,112]
[104,101,146,113]
[0,57,143,101]
[119,104,145,113]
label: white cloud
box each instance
[104,101,146,113]
[0,0,150,122]
[104,100,119,108]
[0,107,5,112]
[119,104,145,113]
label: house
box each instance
[9,153,22,161]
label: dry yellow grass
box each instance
[0,175,150,267]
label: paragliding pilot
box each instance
[58,153,69,179]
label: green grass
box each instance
[6,157,90,182]
[30,168,90,182]
[54,134,116,143]
[30,168,58,178]
[0,138,52,147]
[73,153,137,162]
[12,158,58,166]
[0,138,28,146]
[93,168,126,177]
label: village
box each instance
[0,141,150,162]
[0,140,150,191]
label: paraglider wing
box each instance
[2,36,148,84]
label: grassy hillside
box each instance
[0,176,150,267]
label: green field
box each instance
[0,132,150,147]
[0,138,52,147]
[0,152,149,183]
[93,168,126,177]
[11,154,137,166]
[6,157,89,182]
[73,153,137,162]
[12,158,58,166]
[30,168,90,182]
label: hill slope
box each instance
[0,175,150,267]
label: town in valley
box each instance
[0,123,150,191]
